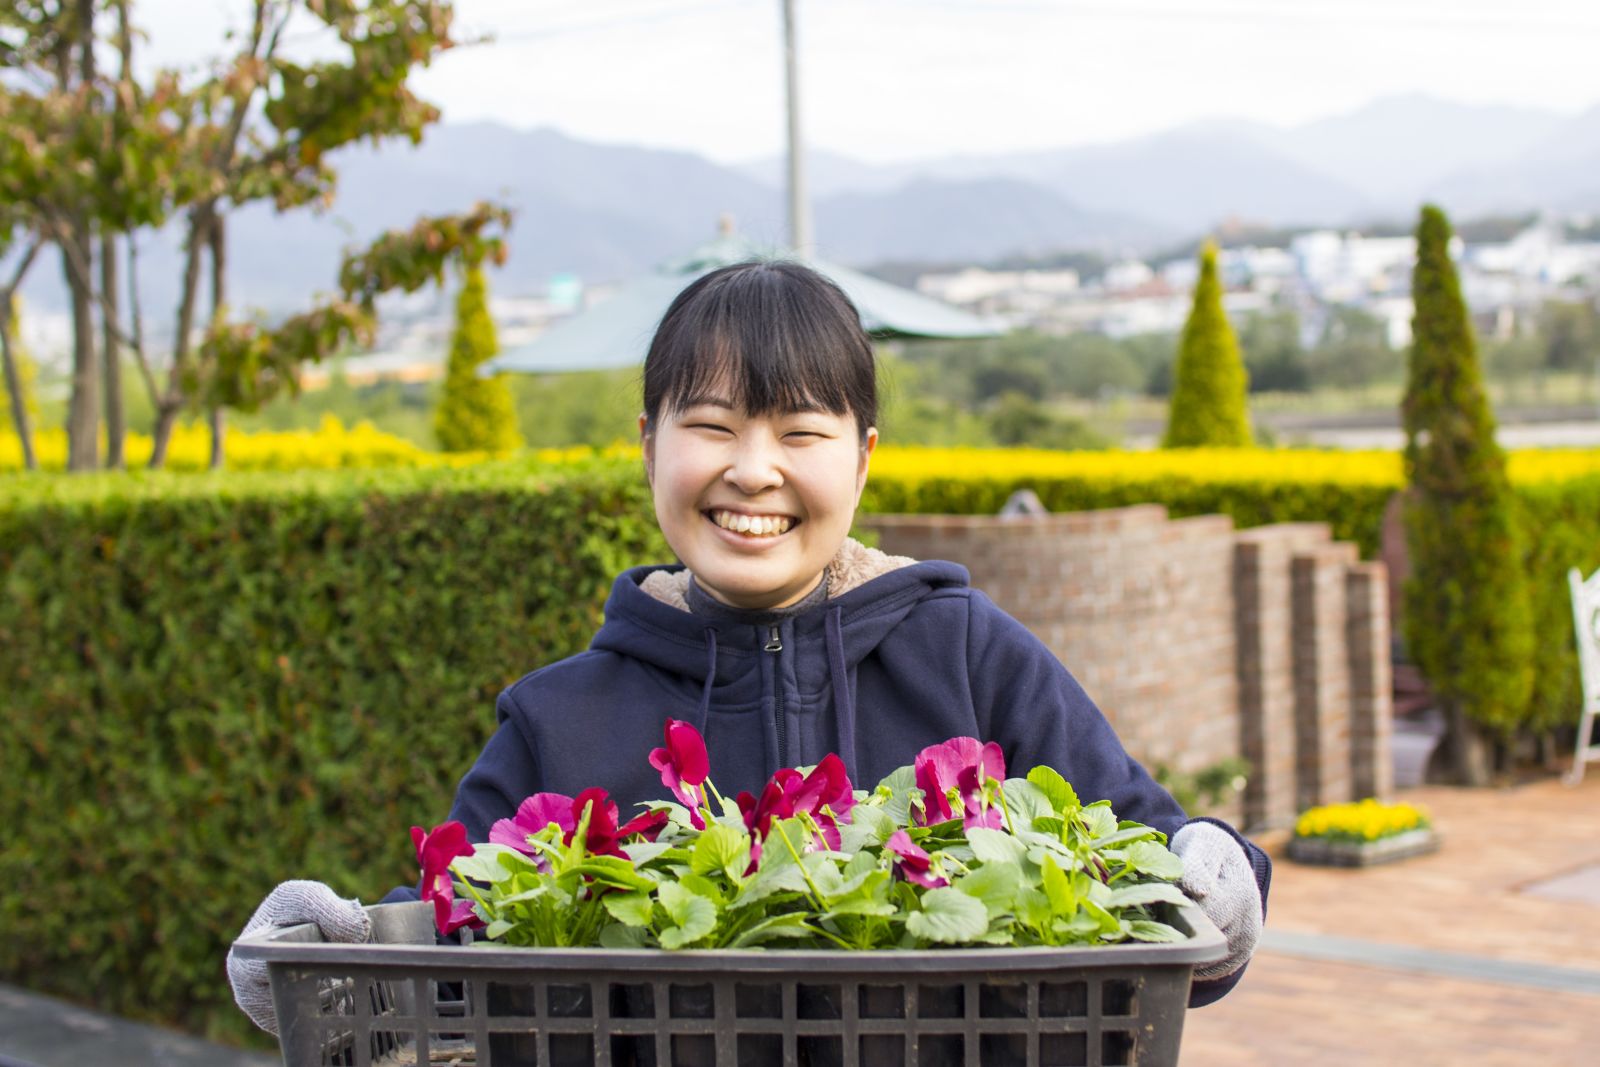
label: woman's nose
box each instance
[724,435,784,493]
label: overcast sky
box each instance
[125,0,1600,164]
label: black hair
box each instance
[641,260,877,440]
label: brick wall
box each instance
[864,505,1393,831]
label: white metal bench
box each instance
[1568,566,1600,785]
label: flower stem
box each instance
[773,821,829,911]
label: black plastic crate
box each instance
[232,900,1225,1067]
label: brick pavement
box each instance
[1182,772,1600,1066]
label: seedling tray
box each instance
[232,899,1226,1067]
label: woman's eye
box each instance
[690,423,732,434]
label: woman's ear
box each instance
[639,413,654,485]
[855,426,879,500]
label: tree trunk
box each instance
[62,234,100,472]
[207,214,227,470]
[1,300,37,471]
[1443,700,1495,786]
[101,232,125,468]
[150,205,213,470]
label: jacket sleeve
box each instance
[964,589,1270,1006]
[379,684,545,908]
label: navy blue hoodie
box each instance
[384,547,1270,1006]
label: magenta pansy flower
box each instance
[736,755,857,866]
[411,820,483,936]
[649,718,711,828]
[489,792,577,865]
[572,787,670,860]
[914,737,1006,830]
[885,829,949,889]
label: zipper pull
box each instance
[764,625,783,653]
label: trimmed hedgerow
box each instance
[0,458,665,1046]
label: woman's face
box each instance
[642,400,877,610]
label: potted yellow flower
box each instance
[1288,798,1438,867]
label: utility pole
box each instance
[781,0,812,258]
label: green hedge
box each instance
[4,455,1598,1047]
[0,458,665,1047]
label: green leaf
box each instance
[599,924,652,949]
[568,857,655,892]
[1015,886,1053,930]
[1090,825,1162,850]
[999,779,1052,828]
[622,841,674,867]
[1026,766,1078,814]
[1125,919,1188,943]
[965,827,1028,867]
[956,861,1022,918]
[1119,841,1185,881]
[731,863,810,909]
[1039,855,1079,918]
[691,823,751,882]
[1077,804,1117,840]
[656,882,717,949]
[602,891,656,928]
[875,765,921,825]
[905,887,991,944]
[840,804,896,851]
[1104,883,1191,909]
[484,919,515,940]
[450,844,527,884]
[729,913,815,948]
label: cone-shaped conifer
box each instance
[1163,241,1252,447]
[434,265,522,453]
[1401,204,1533,781]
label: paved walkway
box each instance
[1183,772,1600,1066]
[4,774,1599,1066]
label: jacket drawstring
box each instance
[694,626,718,735]
[825,605,858,783]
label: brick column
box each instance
[1292,543,1360,810]
[1346,561,1394,801]
[1233,524,1331,830]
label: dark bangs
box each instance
[642,261,877,437]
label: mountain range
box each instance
[17,93,1600,318]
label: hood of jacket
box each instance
[589,539,969,778]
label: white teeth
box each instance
[710,510,793,537]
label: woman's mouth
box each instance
[705,509,796,537]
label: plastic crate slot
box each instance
[857,984,905,1019]
[1101,1029,1136,1066]
[1039,1030,1089,1066]
[486,980,538,1018]
[916,1033,964,1067]
[1100,978,1138,1018]
[548,983,594,1018]
[667,983,715,1019]
[734,982,783,1018]
[916,984,964,1019]
[671,1032,717,1065]
[610,982,657,1019]
[979,1031,1030,1066]
[797,1033,844,1066]
[860,1033,905,1062]
[737,1032,783,1064]
[796,983,842,1020]
[978,982,1028,1018]
[1040,980,1088,1018]
[488,1030,539,1064]
[611,1032,656,1066]
[547,1031,595,1066]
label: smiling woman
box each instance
[229,259,1272,1038]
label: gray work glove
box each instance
[1171,821,1262,980]
[226,879,372,1035]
